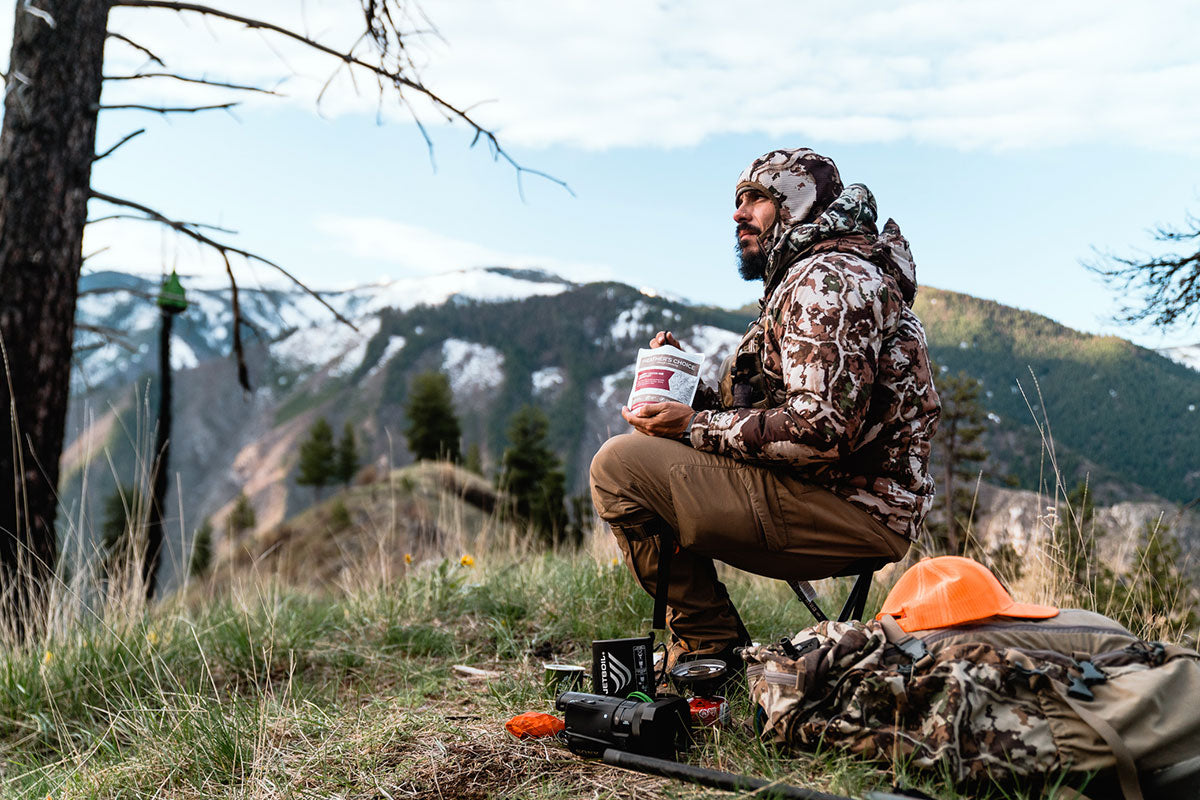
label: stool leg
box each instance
[837,571,875,622]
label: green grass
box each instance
[0,547,1106,800]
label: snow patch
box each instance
[1161,343,1200,372]
[597,366,636,410]
[442,339,504,396]
[610,301,655,341]
[366,335,407,377]
[170,337,198,371]
[532,366,565,395]
[272,317,380,375]
[679,324,742,386]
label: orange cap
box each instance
[877,556,1058,632]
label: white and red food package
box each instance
[626,345,705,411]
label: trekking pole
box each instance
[601,747,853,800]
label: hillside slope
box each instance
[62,269,1199,592]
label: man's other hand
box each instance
[649,330,681,349]
[621,401,693,438]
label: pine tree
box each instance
[228,491,257,538]
[927,367,989,555]
[100,485,143,557]
[297,417,337,500]
[335,422,361,486]
[1053,482,1111,608]
[498,406,569,544]
[405,372,462,462]
[190,519,214,578]
[464,442,484,476]
[1107,522,1198,636]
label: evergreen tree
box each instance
[464,442,484,476]
[405,371,462,462]
[190,519,214,578]
[297,417,337,499]
[228,491,257,538]
[335,422,361,486]
[1053,482,1111,608]
[498,406,569,544]
[1107,522,1198,636]
[100,485,143,557]
[927,367,988,555]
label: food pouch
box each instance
[626,345,705,410]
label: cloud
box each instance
[316,214,615,284]
[6,1,1200,152]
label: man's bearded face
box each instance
[737,238,767,281]
[734,189,775,282]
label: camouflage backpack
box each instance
[744,609,1200,799]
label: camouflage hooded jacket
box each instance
[687,149,940,540]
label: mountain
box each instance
[61,268,1200,590]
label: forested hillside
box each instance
[915,288,1200,504]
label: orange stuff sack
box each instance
[505,712,565,739]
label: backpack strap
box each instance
[1051,681,1144,800]
[879,614,932,668]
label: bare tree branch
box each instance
[102,72,281,95]
[106,31,166,67]
[93,128,146,161]
[98,102,239,115]
[1087,212,1200,330]
[76,285,158,302]
[75,324,137,353]
[87,212,238,235]
[110,0,573,197]
[87,191,359,391]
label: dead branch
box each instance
[75,324,138,353]
[98,102,239,115]
[111,0,572,197]
[106,32,166,67]
[220,252,250,391]
[1087,213,1200,329]
[76,285,158,302]
[88,190,359,390]
[93,128,146,161]
[87,212,238,235]
[102,72,281,95]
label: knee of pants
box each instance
[589,434,636,521]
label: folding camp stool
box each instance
[787,557,889,623]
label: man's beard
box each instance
[737,238,767,282]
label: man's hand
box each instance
[649,330,681,349]
[622,401,693,439]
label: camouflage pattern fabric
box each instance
[745,621,1067,784]
[690,149,939,539]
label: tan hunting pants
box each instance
[589,432,908,656]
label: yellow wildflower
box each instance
[404,553,413,565]
[146,630,158,646]
[460,553,475,568]
[611,557,619,567]
[42,650,52,665]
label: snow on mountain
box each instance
[597,366,635,410]
[271,317,380,375]
[366,335,407,378]
[170,337,199,371]
[442,339,505,396]
[532,366,566,395]
[1162,343,1200,372]
[678,324,741,385]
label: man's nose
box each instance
[733,203,750,223]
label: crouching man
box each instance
[590,148,941,679]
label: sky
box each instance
[4,0,1200,349]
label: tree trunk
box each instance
[144,309,173,600]
[0,0,112,640]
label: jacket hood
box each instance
[737,148,918,306]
